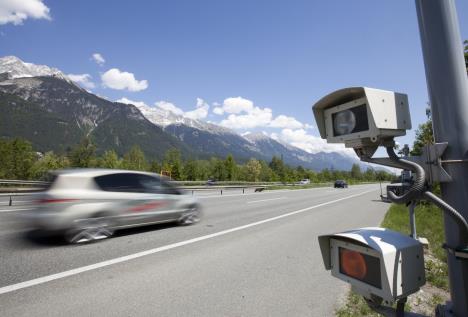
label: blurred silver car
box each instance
[25,169,201,243]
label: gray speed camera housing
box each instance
[318,227,425,305]
[313,87,411,151]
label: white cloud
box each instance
[220,106,273,129]
[185,98,209,120]
[275,128,354,156]
[269,115,304,129]
[222,97,254,114]
[92,53,105,66]
[101,68,148,92]
[0,0,50,25]
[67,73,95,89]
[155,101,184,116]
[116,97,148,108]
[118,97,210,121]
[214,96,312,131]
[213,107,224,115]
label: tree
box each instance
[30,151,70,179]
[183,160,198,181]
[350,164,362,180]
[100,150,120,169]
[319,168,331,182]
[163,148,183,180]
[224,154,236,181]
[69,137,97,168]
[269,156,286,182]
[364,167,376,181]
[148,160,161,174]
[245,158,261,182]
[410,106,434,156]
[0,138,36,179]
[258,160,274,182]
[122,145,147,171]
[210,157,226,181]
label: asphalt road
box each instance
[0,184,389,316]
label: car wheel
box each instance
[65,215,115,244]
[178,205,201,226]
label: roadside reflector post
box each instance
[221,190,223,195]
[9,195,12,206]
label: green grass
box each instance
[381,203,448,290]
[381,203,446,262]
[336,292,411,317]
[336,292,382,317]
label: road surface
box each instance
[0,184,389,316]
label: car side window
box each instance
[138,175,181,195]
[94,173,145,193]
[137,175,164,194]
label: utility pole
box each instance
[415,1,468,315]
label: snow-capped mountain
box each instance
[0,55,367,170]
[0,57,187,159]
[0,56,68,81]
[129,100,234,135]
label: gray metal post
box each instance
[415,0,468,315]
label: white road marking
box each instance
[0,188,377,295]
[247,197,286,204]
[0,208,34,213]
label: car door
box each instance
[93,173,165,226]
[135,174,180,223]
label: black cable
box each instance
[385,146,426,204]
[424,191,468,240]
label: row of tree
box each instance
[0,137,394,183]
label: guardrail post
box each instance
[9,195,12,206]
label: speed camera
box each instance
[312,87,411,151]
[318,227,425,305]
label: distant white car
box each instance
[299,179,310,185]
[25,169,201,244]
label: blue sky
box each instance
[1,0,467,156]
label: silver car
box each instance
[26,169,201,243]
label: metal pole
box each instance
[415,1,468,315]
[409,201,417,239]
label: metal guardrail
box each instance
[0,179,335,207]
[0,179,51,186]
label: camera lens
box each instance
[333,109,356,135]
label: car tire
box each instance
[178,205,201,226]
[65,214,115,244]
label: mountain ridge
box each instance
[0,55,367,171]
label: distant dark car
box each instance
[206,179,217,186]
[334,180,348,188]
